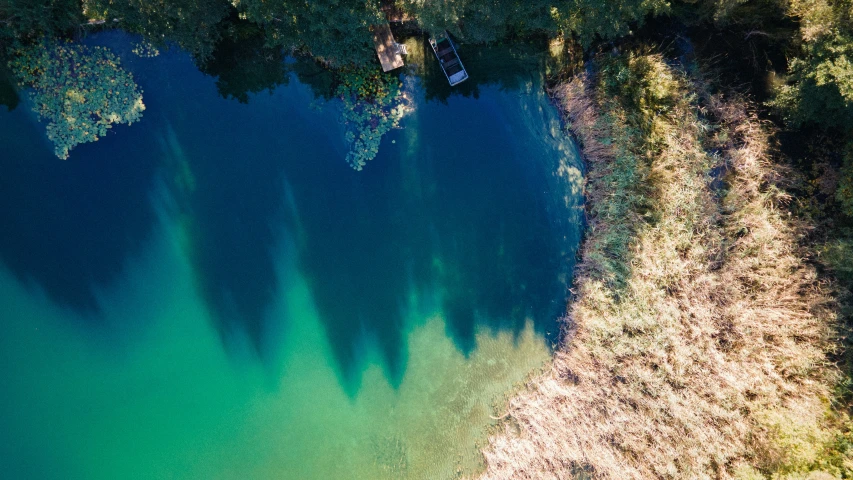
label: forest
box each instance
[2,0,853,478]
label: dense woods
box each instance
[2,0,853,477]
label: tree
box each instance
[84,0,231,63]
[0,0,83,50]
[838,146,853,216]
[397,0,669,46]
[770,0,853,128]
[10,42,145,159]
[552,0,670,45]
[240,0,383,67]
[398,0,557,42]
[768,0,853,215]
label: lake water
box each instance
[0,32,583,479]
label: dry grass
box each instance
[479,52,845,479]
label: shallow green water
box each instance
[0,33,582,479]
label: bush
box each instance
[768,0,853,131]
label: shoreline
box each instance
[480,48,846,479]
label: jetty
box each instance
[430,32,468,86]
[371,22,406,72]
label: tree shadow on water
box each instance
[152,113,290,358]
[418,145,571,357]
[286,157,422,392]
[172,24,339,357]
[200,20,290,104]
[417,37,555,104]
[201,19,336,106]
[291,156,571,395]
[288,123,573,394]
[0,117,159,318]
[281,40,577,394]
[190,29,574,386]
[183,171,285,355]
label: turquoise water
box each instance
[0,33,583,479]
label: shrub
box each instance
[768,0,853,131]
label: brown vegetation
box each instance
[480,52,850,479]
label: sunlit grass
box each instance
[482,51,848,479]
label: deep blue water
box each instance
[0,31,583,478]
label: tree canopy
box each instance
[83,0,231,62]
[0,0,851,194]
[770,0,853,129]
[397,0,669,46]
[200,21,289,103]
[765,0,853,215]
[239,0,383,66]
[0,0,83,49]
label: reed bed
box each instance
[480,52,845,479]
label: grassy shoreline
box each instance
[480,49,851,479]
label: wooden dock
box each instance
[371,22,404,72]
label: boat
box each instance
[429,32,468,86]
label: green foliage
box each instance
[771,0,853,222]
[575,51,683,290]
[336,67,408,170]
[396,0,465,38]
[747,403,853,479]
[200,21,288,103]
[598,51,680,134]
[672,0,781,25]
[551,0,670,46]
[240,0,382,67]
[752,405,853,479]
[398,0,554,43]
[84,0,231,62]
[704,0,751,22]
[0,0,664,66]
[10,42,144,159]
[398,0,669,46]
[0,0,83,50]
[769,0,853,130]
